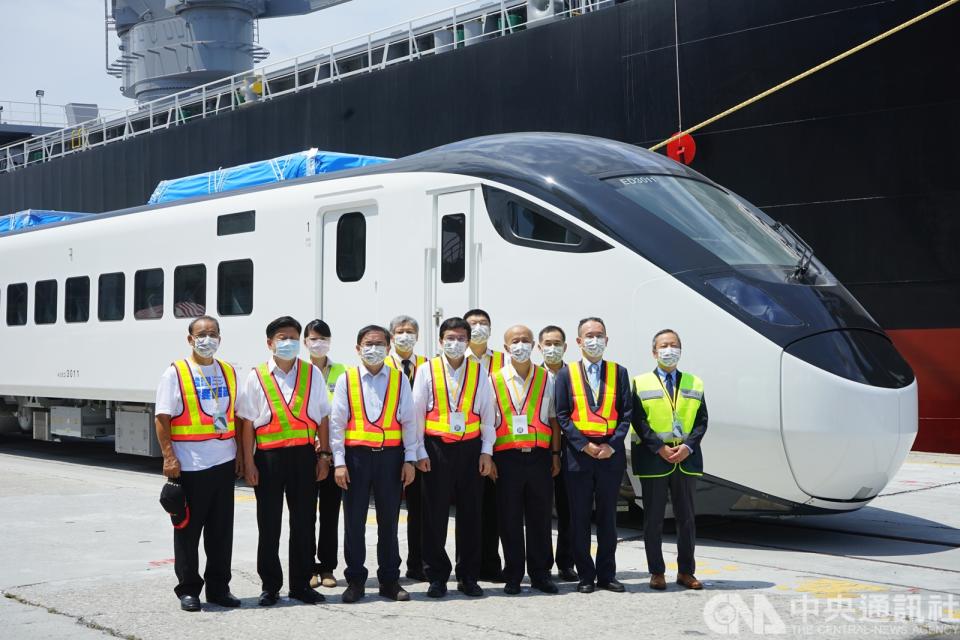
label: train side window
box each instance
[6,283,27,326]
[174,264,206,318]
[440,213,466,283]
[218,210,256,236]
[218,259,254,316]
[35,280,57,325]
[134,268,164,320]
[336,212,365,282]
[65,276,90,323]
[98,273,125,321]
[482,185,611,253]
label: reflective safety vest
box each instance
[631,371,704,478]
[477,350,505,377]
[344,365,403,448]
[170,359,237,441]
[568,360,619,437]
[254,359,318,449]
[424,356,482,441]
[323,362,347,402]
[492,365,552,452]
[385,353,427,382]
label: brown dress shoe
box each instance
[677,573,703,590]
[649,574,667,590]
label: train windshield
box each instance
[606,175,800,268]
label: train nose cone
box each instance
[780,330,917,502]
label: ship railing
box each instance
[0,0,612,174]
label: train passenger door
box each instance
[319,203,380,361]
[428,189,476,347]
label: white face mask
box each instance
[509,342,533,363]
[541,345,564,365]
[443,339,468,359]
[657,346,681,368]
[306,338,330,358]
[192,336,220,358]
[393,332,417,350]
[273,338,300,360]
[469,323,491,345]
[582,336,606,359]
[360,344,387,366]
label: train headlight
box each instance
[706,276,802,326]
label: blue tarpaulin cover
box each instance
[0,209,90,233]
[148,148,392,204]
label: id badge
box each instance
[450,412,466,434]
[512,414,529,436]
[213,410,229,433]
[671,416,684,440]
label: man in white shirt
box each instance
[154,315,241,612]
[238,316,331,606]
[486,325,562,596]
[329,325,418,603]
[412,317,496,598]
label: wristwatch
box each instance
[318,451,333,461]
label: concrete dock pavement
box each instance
[0,439,958,639]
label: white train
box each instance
[0,133,917,516]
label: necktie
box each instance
[665,372,675,402]
[402,359,413,386]
[588,363,600,400]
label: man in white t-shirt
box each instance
[155,315,242,612]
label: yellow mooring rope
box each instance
[649,0,959,152]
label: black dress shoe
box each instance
[206,592,241,608]
[532,578,559,594]
[289,587,325,604]
[179,595,201,612]
[597,579,626,593]
[426,581,447,598]
[503,583,521,595]
[258,591,279,607]
[457,580,484,597]
[342,582,365,603]
[379,582,410,601]
[577,582,595,594]
[405,570,428,582]
[558,567,579,582]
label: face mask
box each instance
[582,336,606,359]
[657,346,681,368]
[273,338,300,360]
[470,323,490,345]
[443,339,468,359]
[306,338,330,357]
[360,344,387,366]
[192,336,220,358]
[509,342,533,363]
[541,345,564,365]
[393,332,417,350]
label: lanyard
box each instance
[506,367,534,415]
[655,373,678,414]
[441,357,466,412]
[189,361,223,406]
[584,361,602,398]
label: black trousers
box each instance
[253,445,317,593]
[342,447,404,585]
[173,459,236,598]
[480,476,502,576]
[640,472,698,575]
[315,472,342,574]
[553,440,574,572]
[403,469,424,575]
[563,444,625,585]
[421,436,482,583]
[494,448,554,585]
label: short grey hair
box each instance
[652,328,681,349]
[389,315,419,334]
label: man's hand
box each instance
[243,458,259,487]
[479,453,494,477]
[583,443,602,458]
[488,460,498,482]
[162,455,181,479]
[335,465,350,490]
[234,456,244,478]
[551,454,561,478]
[668,445,691,463]
[658,445,677,462]
[416,457,431,473]
[596,444,615,460]
[316,458,330,481]
[401,462,416,488]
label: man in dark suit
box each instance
[554,317,632,594]
[631,328,708,591]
